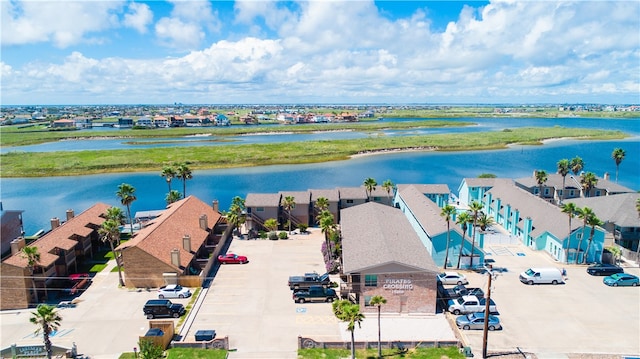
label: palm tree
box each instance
[583,214,603,264]
[580,172,598,198]
[21,245,43,303]
[175,162,193,198]
[264,218,278,233]
[99,219,125,286]
[29,304,62,359]
[557,159,570,203]
[363,177,377,201]
[227,196,246,235]
[477,213,495,232]
[382,179,395,203]
[165,190,182,205]
[534,170,548,198]
[116,183,136,234]
[282,196,295,233]
[315,196,329,224]
[370,295,387,358]
[576,207,595,264]
[561,203,578,263]
[468,201,483,268]
[319,210,337,250]
[332,300,364,359]
[455,212,472,269]
[105,206,125,224]
[160,165,177,192]
[570,156,585,176]
[611,148,625,183]
[440,204,457,269]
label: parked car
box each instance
[437,272,468,285]
[587,263,624,276]
[288,271,331,290]
[64,273,91,296]
[456,312,502,331]
[292,286,338,303]
[218,253,248,264]
[603,273,639,287]
[519,267,564,285]
[157,284,191,299]
[143,299,186,319]
[453,285,484,298]
[447,295,497,315]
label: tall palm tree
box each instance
[227,196,246,235]
[21,245,43,303]
[557,159,570,203]
[99,219,125,286]
[534,170,548,198]
[105,206,125,224]
[315,196,329,224]
[570,156,585,176]
[477,213,495,232]
[282,196,296,233]
[382,179,395,203]
[583,214,603,264]
[561,203,578,263]
[455,212,472,269]
[468,201,483,268]
[160,165,177,192]
[319,210,337,250]
[30,304,62,359]
[611,148,625,183]
[332,299,364,359]
[363,177,377,201]
[175,162,193,198]
[580,172,598,198]
[370,295,387,359]
[440,204,457,269]
[576,207,594,264]
[116,183,136,234]
[165,190,182,205]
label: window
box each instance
[256,207,264,212]
[364,295,372,306]
[364,274,378,287]
[595,190,601,196]
[570,190,575,196]
[544,188,549,195]
[576,233,582,240]
[534,188,539,194]
[373,197,381,202]
[346,199,354,204]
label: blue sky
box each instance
[1,1,639,105]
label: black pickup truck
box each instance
[292,286,338,303]
[438,284,484,301]
[288,271,331,290]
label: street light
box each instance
[482,264,496,358]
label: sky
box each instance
[1,0,639,105]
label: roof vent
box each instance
[182,235,191,252]
[170,248,180,267]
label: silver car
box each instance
[157,284,191,299]
[456,312,502,330]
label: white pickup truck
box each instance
[447,295,497,315]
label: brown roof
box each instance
[117,196,221,270]
[3,203,111,268]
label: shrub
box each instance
[268,231,278,240]
[298,223,308,233]
[278,231,289,239]
[259,231,267,239]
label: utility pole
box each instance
[482,264,494,358]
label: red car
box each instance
[218,253,248,264]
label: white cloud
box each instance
[123,2,153,34]
[154,0,220,50]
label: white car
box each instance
[437,272,469,285]
[157,284,191,299]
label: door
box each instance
[400,296,408,313]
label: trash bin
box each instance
[145,328,164,336]
[195,330,216,341]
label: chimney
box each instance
[199,214,208,230]
[66,209,75,221]
[603,172,610,181]
[51,217,60,230]
[10,237,26,255]
[170,249,181,267]
[212,200,219,212]
[182,235,191,252]
[533,170,538,177]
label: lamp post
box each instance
[482,264,494,358]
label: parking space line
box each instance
[489,246,514,256]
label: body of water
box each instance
[1,118,638,235]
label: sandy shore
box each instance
[350,146,436,159]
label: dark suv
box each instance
[143,299,186,319]
[586,263,624,276]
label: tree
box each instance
[570,156,584,176]
[116,183,137,234]
[455,212,472,269]
[363,177,377,201]
[557,159,570,203]
[175,162,193,198]
[332,299,364,359]
[370,295,387,359]
[138,338,164,359]
[105,206,125,224]
[580,172,598,198]
[583,214,603,264]
[227,196,246,235]
[319,210,337,250]
[283,196,296,233]
[612,148,625,183]
[468,201,483,268]
[315,196,329,224]
[21,245,44,303]
[561,202,578,263]
[534,170,548,198]
[477,213,495,232]
[264,218,278,232]
[606,245,621,265]
[160,165,176,192]
[165,190,182,205]
[382,179,395,202]
[576,207,595,264]
[440,204,457,269]
[99,218,125,286]
[30,304,62,359]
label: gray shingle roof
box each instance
[396,185,461,237]
[397,184,450,194]
[340,202,438,274]
[516,173,580,189]
[308,189,339,202]
[245,193,281,207]
[279,191,311,204]
[338,187,368,200]
[566,193,640,228]
[462,178,503,187]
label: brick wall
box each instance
[0,263,31,310]
[358,272,437,314]
[121,247,180,288]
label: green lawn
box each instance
[298,346,464,359]
[118,348,227,359]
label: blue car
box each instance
[603,273,639,287]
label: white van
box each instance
[519,267,564,285]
